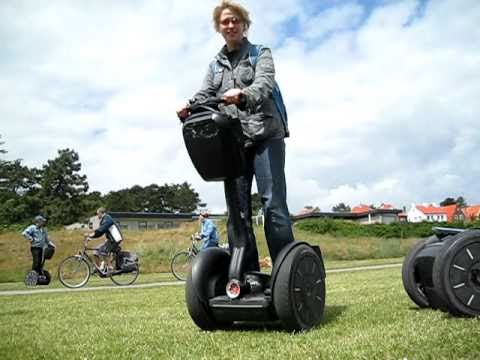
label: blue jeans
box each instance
[225,138,294,271]
[201,238,218,250]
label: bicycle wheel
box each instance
[110,263,140,286]
[171,251,194,281]
[58,256,91,288]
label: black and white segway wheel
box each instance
[432,230,480,316]
[402,235,441,308]
[273,244,325,331]
[25,270,38,287]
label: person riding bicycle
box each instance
[86,207,123,274]
[22,215,55,276]
[196,211,219,250]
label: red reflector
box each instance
[226,279,241,299]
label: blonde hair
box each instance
[212,0,251,32]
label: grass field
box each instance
[1,266,478,359]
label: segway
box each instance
[402,227,480,316]
[181,98,326,331]
[24,244,55,286]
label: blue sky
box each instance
[1,0,479,213]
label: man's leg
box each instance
[94,242,109,270]
[254,138,295,264]
[31,247,43,273]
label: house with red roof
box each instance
[463,205,480,222]
[407,203,464,223]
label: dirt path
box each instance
[0,263,402,297]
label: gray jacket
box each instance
[192,38,288,143]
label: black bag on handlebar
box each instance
[182,104,245,181]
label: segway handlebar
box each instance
[177,97,225,122]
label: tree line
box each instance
[0,136,200,225]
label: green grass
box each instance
[1,267,478,359]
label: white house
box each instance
[407,204,447,223]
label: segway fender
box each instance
[190,247,230,302]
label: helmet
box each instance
[34,215,47,224]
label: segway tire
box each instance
[402,235,441,308]
[273,244,325,331]
[432,230,480,316]
[37,270,51,285]
[25,270,38,287]
[185,272,223,330]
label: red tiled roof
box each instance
[463,205,480,221]
[416,205,446,215]
[351,204,370,213]
[441,204,458,222]
[415,204,459,222]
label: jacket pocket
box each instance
[241,112,270,141]
[212,69,224,88]
[237,63,254,87]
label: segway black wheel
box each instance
[402,235,440,308]
[273,244,325,331]
[432,230,480,316]
[25,270,38,287]
[185,272,224,330]
[37,270,51,285]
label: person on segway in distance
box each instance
[177,0,294,272]
[22,215,56,284]
[86,207,123,275]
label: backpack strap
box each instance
[248,44,289,134]
[248,44,263,68]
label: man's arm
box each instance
[91,215,114,238]
[22,225,34,242]
[242,47,276,111]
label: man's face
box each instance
[219,8,245,45]
[97,211,104,219]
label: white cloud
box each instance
[1,0,480,215]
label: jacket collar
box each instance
[215,37,251,68]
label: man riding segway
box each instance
[22,215,56,286]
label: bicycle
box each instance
[170,235,202,281]
[58,236,140,288]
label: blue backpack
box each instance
[249,44,289,137]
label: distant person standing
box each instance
[86,207,123,273]
[197,211,219,250]
[22,215,55,275]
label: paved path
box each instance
[0,263,402,297]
